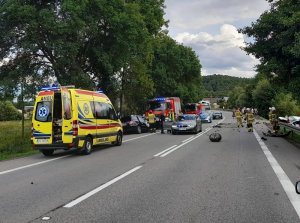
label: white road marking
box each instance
[64,165,142,208]
[123,133,155,142]
[253,129,300,219]
[182,137,194,143]
[0,134,153,176]
[154,145,177,157]
[0,155,71,176]
[160,128,211,157]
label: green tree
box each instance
[272,92,300,116]
[0,101,22,121]
[0,0,166,103]
[240,0,300,102]
[150,34,203,103]
[252,78,275,118]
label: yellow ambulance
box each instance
[31,86,123,156]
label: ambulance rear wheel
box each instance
[41,149,54,156]
[82,137,93,155]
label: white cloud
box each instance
[165,0,270,32]
[175,24,259,78]
[164,0,270,78]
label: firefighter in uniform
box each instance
[271,107,279,134]
[245,108,255,132]
[235,107,243,127]
[268,107,273,125]
[147,110,156,133]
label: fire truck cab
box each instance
[145,97,181,121]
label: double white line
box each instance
[154,128,212,158]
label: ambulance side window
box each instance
[35,101,52,122]
[94,102,109,119]
[107,104,117,120]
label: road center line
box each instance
[64,165,142,208]
[182,137,194,143]
[253,129,300,219]
[0,155,71,176]
[160,128,211,157]
[154,145,177,157]
[123,133,156,142]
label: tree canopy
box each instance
[240,0,300,102]
[0,0,204,114]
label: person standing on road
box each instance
[160,113,165,134]
[169,109,175,122]
[245,108,255,132]
[268,107,273,124]
[271,107,279,134]
[147,110,156,133]
[235,107,243,127]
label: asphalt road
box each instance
[1,111,300,223]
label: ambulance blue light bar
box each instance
[153,97,166,101]
[41,86,60,91]
[40,85,75,91]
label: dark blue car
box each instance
[199,112,212,123]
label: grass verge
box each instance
[0,120,38,161]
[281,126,300,143]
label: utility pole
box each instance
[21,81,25,139]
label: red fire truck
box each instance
[145,97,181,119]
[183,103,203,115]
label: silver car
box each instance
[171,114,202,134]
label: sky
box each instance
[164,0,271,78]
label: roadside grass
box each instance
[281,126,300,143]
[0,120,38,161]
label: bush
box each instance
[0,101,22,121]
[0,120,35,160]
[272,92,300,116]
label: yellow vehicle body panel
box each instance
[31,88,122,152]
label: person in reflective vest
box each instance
[235,107,243,127]
[147,110,156,133]
[169,109,175,122]
[245,108,254,132]
[268,107,273,125]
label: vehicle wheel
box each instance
[209,133,222,142]
[41,149,54,156]
[172,129,176,135]
[193,127,198,134]
[136,126,142,134]
[82,136,93,155]
[112,131,122,146]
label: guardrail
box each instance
[279,122,300,134]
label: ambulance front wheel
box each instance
[41,149,54,156]
[112,131,122,146]
[82,136,93,155]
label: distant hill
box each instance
[202,74,253,98]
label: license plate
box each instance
[179,128,186,130]
[36,139,49,144]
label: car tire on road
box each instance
[209,133,222,142]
